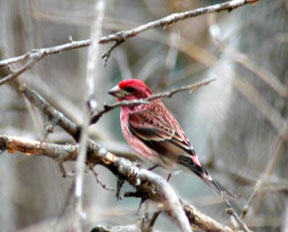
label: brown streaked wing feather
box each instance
[128,110,174,141]
[128,110,193,156]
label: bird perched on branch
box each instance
[108,79,234,199]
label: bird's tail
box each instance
[177,155,235,199]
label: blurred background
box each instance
[0,0,287,231]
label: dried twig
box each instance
[99,0,259,62]
[90,168,115,191]
[90,78,215,124]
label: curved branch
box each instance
[0,134,232,232]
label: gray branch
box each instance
[0,0,259,84]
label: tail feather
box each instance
[203,175,235,199]
[177,155,235,199]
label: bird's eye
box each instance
[125,87,135,93]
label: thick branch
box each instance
[0,134,232,232]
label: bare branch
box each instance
[225,200,251,232]
[99,0,259,60]
[0,58,40,85]
[91,79,215,124]
[182,202,232,232]
[0,135,78,161]
[147,78,215,100]
[0,0,259,83]
[90,168,115,191]
[99,0,258,44]
[74,1,106,229]
[0,40,91,67]
[0,40,91,86]
[101,40,124,65]
[13,86,233,231]
[240,180,262,219]
[20,85,81,141]
[0,134,232,232]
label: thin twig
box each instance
[99,0,259,61]
[225,200,251,232]
[240,180,262,219]
[99,0,258,44]
[74,0,106,230]
[90,168,115,191]
[0,58,40,85]
[102,40,124,66]
[0,40,91,67]
[147,78,215,100]
[0,40,91,86]
[90,78,215,124]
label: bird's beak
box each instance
[108,85,125,98]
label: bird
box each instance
[108,79,234,199]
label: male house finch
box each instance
[108,79,234,198]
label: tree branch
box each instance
[0,0,259,84]
[100,0,258,44]
[0,40,91,86]
[19,86,192,232]
[99,0,259,61]
[11,86,234,231]
[74,1,106,230]
[0,134,232,232]
[90,78,215,124]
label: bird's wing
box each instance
[128,108,235,199]
[128,109,195,161]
